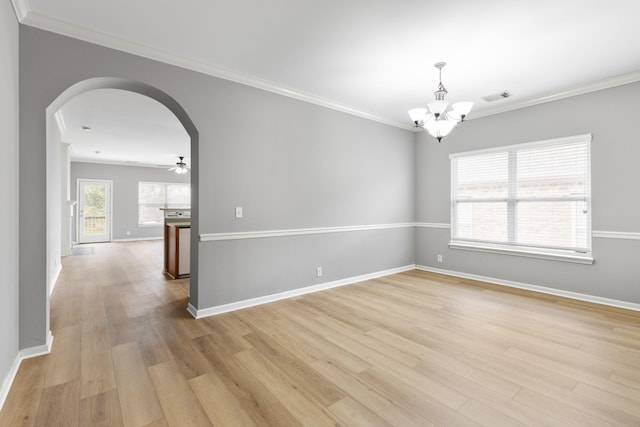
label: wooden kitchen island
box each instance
[161,208,190,279]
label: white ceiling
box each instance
[14,0,640,164]
[57,89,190,168]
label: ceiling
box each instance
[13,0,640,164]
[57,89,190,167]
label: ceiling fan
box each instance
[168,156,189,174]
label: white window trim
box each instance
[448,134,592,160]
[449,241,594,264]
[449,134,593,263]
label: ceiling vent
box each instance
[482,91,512,102]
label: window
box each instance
[450,134,592,263]
[138,181,190,226]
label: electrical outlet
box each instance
[437,254,443,263]
[316,267,323,277]
[126,230,131,236]
[235,207,243,218]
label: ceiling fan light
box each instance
[170,156,189,174]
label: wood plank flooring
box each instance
[1,240,640,426]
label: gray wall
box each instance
[416,82,640,304]
[0,0,19,398]
[70,162,191,241]
[14,19,640,356]
[19,26,416,348]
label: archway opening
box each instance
[45,77,199,348]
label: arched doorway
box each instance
[44,77,199,352]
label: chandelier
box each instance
[408,62,473,142]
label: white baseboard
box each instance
[187,264,416,319]
[417,265,640,312]
[0,354,21,412]
[19,330,54,360]
[186,303,198,319]
[111,237,163,242]
[0,331,54,412]
[188,262,640,318]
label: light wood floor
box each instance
[1,241,640,426]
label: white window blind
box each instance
[138,182,190,226]
[450,134,592,261]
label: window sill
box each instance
[449,241,594,264]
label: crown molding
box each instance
[14,2,640,131]
[16,7,413,131]
[470,70,640,120]
[70,158,172,169]
[10,0,29,21]
[410,69,640,132]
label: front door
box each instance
[78,179,112,243]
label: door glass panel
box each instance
[83,184,106,236]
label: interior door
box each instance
[77,179,112,243]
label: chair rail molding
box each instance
[200,222,416,242]
[592,230,640,240]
